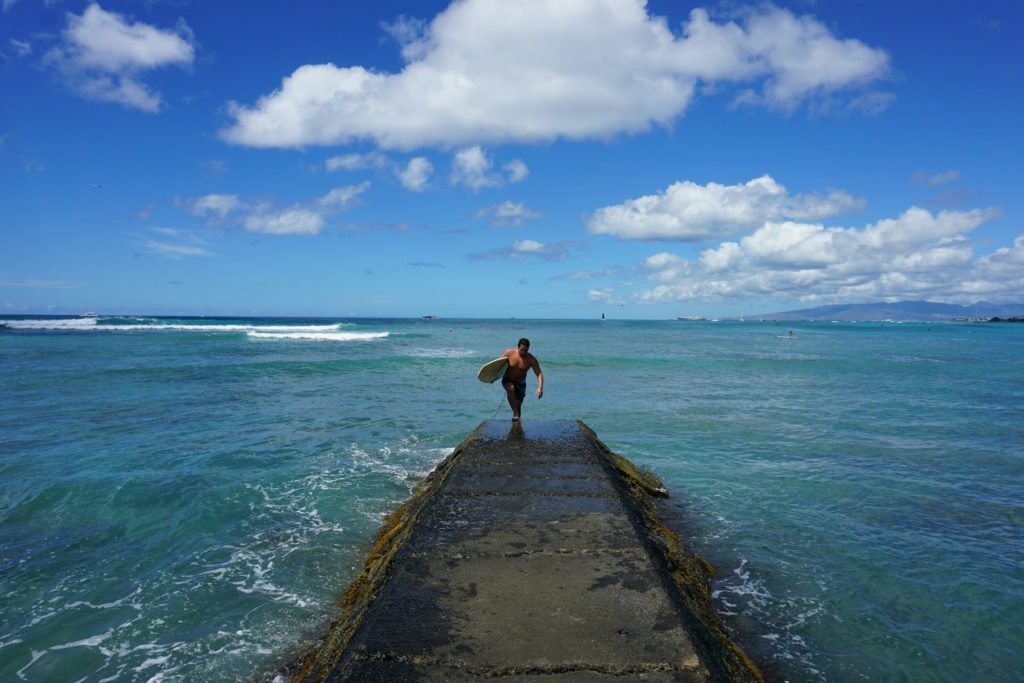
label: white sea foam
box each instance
[2,318,386,339]
[403,347,476,358]
[50,630,114,650]
[4,317,100,329]
[246,331,389,341]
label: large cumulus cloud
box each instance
[220,0,890,149]
[634,206,1022,305]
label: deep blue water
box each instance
[1,315,1022,682]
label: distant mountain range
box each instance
[752,300,1024,322]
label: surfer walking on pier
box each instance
[502,338,543,422]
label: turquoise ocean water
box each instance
[1,315,1022,682]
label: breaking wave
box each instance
[1,317,387,341]
[247,331,389,342]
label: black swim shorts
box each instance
[503,376,527,402]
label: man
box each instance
[501,338,543,422]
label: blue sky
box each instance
[2,0,1021,319]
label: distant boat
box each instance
[81,312,99,318]
[676,316,705,321]
[422,315,438,320]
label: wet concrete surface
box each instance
[294,420,758,682]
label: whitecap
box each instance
[247,331,389,342]
[4,317,99,329]
[3,318,352,334]
[403,347,476,358]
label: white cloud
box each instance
[45,3,194,112]
[476,201,542,226]
[221,1,889,149]
[398,157,433,192]
[244,208,325,236]
[0,278,75,288]
[630,206,1020,305]
[450,147,528,190]
[184,184,369,236]
[141,240,211,259]
[721,7,890,110]
[10,38,31,57]
[325,152,390,172]
[318,181,370,209]
[451,146,501,190]
[380,14,430,61]
[504,159,529,183]
[514,239,544,253]
[140,228,212,259]
[203,159,227,174]
[911,169,962,187]
[588,175,864,241]
[556,267,622,281]
[325,152,434,193]
[244,183,369,235]
[470,238,573,261]
[189,193,241,217]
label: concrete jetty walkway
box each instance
[287,420,762,682]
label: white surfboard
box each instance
[476,357,509,383]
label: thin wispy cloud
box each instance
[243,208,324,236]
[139,228,212,259]
[476,201,542,227]
[912,169,962,187]
[325,152,390,172]
[325,151,434,192]
[184,183,370,236]
[0,278,75,288]
[555,267,623,281]
[9,38,31,56]
[202,159,227,174]
[188,193,241,218]
[141,240,211,259]
[469,239,574,262]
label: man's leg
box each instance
[504,381,521,420]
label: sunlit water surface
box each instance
[1,316,1021,682]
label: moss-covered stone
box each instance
[579,421,763,683]
[281,427,481,683]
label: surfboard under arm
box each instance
[477,357,509,384]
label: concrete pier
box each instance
[286,420,762,682]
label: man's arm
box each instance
[532,360,544,398]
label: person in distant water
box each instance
[501,338,543,422]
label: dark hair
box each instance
[518,338,530,348]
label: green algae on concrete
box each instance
[283,420,762,682]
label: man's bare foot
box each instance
[512,416,520,422]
